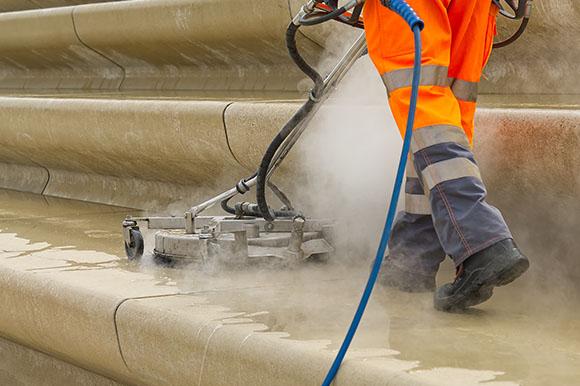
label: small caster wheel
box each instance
[124,228,144,260]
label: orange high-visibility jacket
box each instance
[364,0,499,146]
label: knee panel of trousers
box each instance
[429,177,489,212]
[413,142,477,172]
[411,141,484,198]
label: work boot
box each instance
[433,238,529,312]
[378,257,436,293]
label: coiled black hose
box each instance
[285,23,324,93]
[255,21,324,222]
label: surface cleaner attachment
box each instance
[123,215,336,268]
[122,1,368,268]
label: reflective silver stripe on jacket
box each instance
[406,162,418,178]
[421,158,482,191]
[381,65,449,97]
[411,124,471,153]
[405,158,430,214]
[405,193,431,215]
[448,77,478,102]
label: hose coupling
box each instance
[234,201,250,218]
[524,0,533,18]
[293,0,320,25]
[236,179,251,194]
[309,89,321,103]
[343,0,365,11]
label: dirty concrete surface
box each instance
[0,188,578,385]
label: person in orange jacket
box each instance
[363,0,529,311]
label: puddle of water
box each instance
[0,189,139,258]
[0,232,51,258]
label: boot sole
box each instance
[476,254,530,291]
[492,256,530,287]
[435,254,530,312]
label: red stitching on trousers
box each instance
[436,184,471,254]
[419,148,472,255]
[455,233,511,266]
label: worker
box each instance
[363,0,530,311]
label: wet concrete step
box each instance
[0,189,578,386]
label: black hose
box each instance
[221,196,236,215]
[300,6,348,26]
[255,99,316,221]
[243,203,301,218]
[222,181,294,217]
[286,23,324,92]
[346,4,364,25]
[493,17,529,48]
[255,22,324,221]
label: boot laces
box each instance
[452,263,464,285]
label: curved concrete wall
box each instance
[73,0,322,91]
[0,96,253,208]
[0,0,575,211]
[482,0,580,94]
[0,0,571,93]
[0,0,322,91]
[0,7,123,89]
[0,336,125,386]
[0,0,122,12]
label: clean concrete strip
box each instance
[0,97,240,182]
[0,0,37,12]
[0,0,121,12]
[0,335,126,386]
[0,7,123,89]
[0,252,180,385]
[0,96,250,208]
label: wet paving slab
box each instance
[0,188,578,385]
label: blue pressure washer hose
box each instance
[321,1,423,385]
